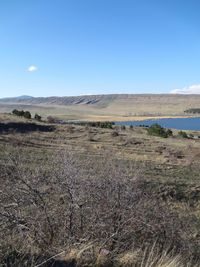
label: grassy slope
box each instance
[1,113,200,187]
[1,114,200,265]
[1,94,200,121]
[0,113,200,175]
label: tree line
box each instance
[12,109,42,121]
[184,108,200,114]
[72,121,115,129]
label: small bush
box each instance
[47,116,57,123]
[111,130,119,137]
[34,113,42,121]
[147,124,172,138]
[166,129,173,136]
[178,131,188,138]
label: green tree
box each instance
[24,111,31,119]
[18,110,25,117]
[12,109,20,116]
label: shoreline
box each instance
[79,114,200,122]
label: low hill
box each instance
[0,94,118,106]
[1,94,200,121]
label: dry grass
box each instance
[1,114,200,266]
[16,245,196,267]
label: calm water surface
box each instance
[118,117,200,131]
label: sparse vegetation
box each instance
[1,114,200,266]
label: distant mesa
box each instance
[1,94,200,110]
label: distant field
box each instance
[1,94,200,121]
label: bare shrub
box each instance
[88,132,95,141]
[111,130,119,137]
[66,125,75,133]
[1,149,200,265]
[47,116,57,123]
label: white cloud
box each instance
[27,65,37,72]
[170,84,200,94]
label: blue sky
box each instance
[1,0,200,97]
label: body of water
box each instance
[117,117,200,131]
